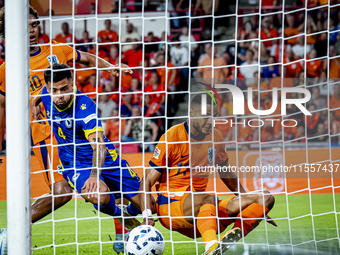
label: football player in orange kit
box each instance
[140,94,276,255]
[0,6,132,253]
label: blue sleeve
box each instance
[262,68,269,78]
[78,97,103,139]
[40,87,51,108]
[274,66,280,77]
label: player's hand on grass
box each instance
[265,215,277,227]
[83,176,99,198]
[110,63,133,77]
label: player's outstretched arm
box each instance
[83,131,107,198]
[139,165,161,226]
[218,164,246,195]
[0,94,5,152]
[31,89,44,121]
[77,51,133,77]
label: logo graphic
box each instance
[153,147,161,159]
[47,54,60,65]
[242,151,284,193]
[55,116,61,124]
[200,83,311,116]
[80,104,86,110]
[83,113,96,124]
[57,164,63,174]
[72,173,80,182]
[198,82,222,115]
[65,120,72,128]
[207,147,216,163]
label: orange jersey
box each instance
[0,41,80,144]
[284,28,300,45]
[269,77,294,89]
[249,82,269,99]
[121,73,133,90]
[329,58,340,80]
[330,95,340,116]
[283,58,302,78]
[98,30,119,43]
[98,30,118,52]
[149,122,228,195]
[54,33,75,44]
[306,59,323,78]
[157,62,176,86]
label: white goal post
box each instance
[5,0,31,254]
[3,0,340,254]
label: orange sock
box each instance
[197,204,218,245]
[233,203,269,237]
[218,198,234,228]
[114,218,128,234]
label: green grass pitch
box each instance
[1,194,340,254]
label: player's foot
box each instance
[0,228,8,255]
[201,227,242,255]
[116,204,141,231]
[113,232,129,254]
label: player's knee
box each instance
[96,193,110,207]
[201,194,216,206]
[255,190,274,210]
[97,183,110,206]
[263,190,275,210]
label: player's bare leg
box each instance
[31,180,73,223]
[225,190,275,237]
[181,193,246,255]
[200,190,275,254]
[200,190,276,255]
[82,181,140,231]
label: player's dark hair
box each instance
[44,64,72,84]
[190,93,215,109]
[0,6,39,39]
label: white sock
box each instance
[205,240,218,251]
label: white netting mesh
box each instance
[1,0,340,254]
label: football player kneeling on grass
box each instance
[139,94,277,255]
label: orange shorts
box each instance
[32,135,65,187]
[156,193,200,238]
[156,194,235,239]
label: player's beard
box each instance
[54,95,72,110]
[192,120,211,139]
[201,122,212,136]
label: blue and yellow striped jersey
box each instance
[41,86,120,170]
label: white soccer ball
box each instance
[0,228,7,255]
[125,225,165,255]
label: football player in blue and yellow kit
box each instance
[31,64,151,230]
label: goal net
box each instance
[2,0,340,254]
